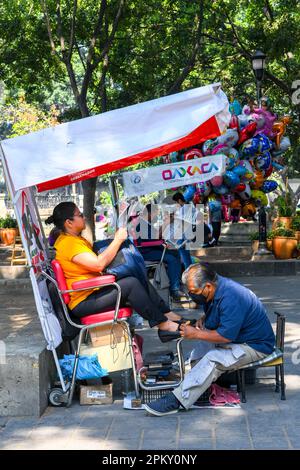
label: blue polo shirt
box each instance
[203,275,275,354]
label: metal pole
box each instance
[256,80,261,107]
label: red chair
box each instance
[45,259,139,407]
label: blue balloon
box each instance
[261,180,278,193]
[213,185,229,195]
[183,185,196,202]
[224,171,240,188]
[229,99,242,116]
[255,151,272,171]
[272,161,285,171]
[232,165,247,177]
[256,134,272,153]
[240,137,260,158]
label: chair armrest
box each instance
[138,240,165,247]
[72,275,116,290]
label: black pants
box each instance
[211,222,221,244]
[72,276,170,327]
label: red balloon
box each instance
[237,122,257,146]
[184,148,203,160]
[264,164,273,178]
[229,115,239,130]
[233,183,246,193]
[193,193,202,205]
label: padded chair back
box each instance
[51,259,71,305]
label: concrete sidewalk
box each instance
[0,275,300,450]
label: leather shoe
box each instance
[158,328,181,343]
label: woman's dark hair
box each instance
[172,192,186,204]
[182,262,217,288]
[45,202,77,231]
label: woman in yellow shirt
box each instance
[46,202,181,339]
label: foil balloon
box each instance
[196,181,211,196]
[211,143,229,155]
[225,148,239,169]
[183,185,196,202]
[184,148,203,160]
[233,183,246,193]
[207,193,217,202]
[256,134,272,153]
[217,129,239,148]
[250,170,264,189]
[279,136,291,153]
[255,151,272,171]
[240,137,260,158]
[229,115,239,130]
[272,116,291,148]
[272,161,284,171]
[241,201,256,218]
[193,191,202,205]
[213,185,229,195]
[229,99,242,116]
[221,194,233,205]
[237,122,257,145]
[210,175,223,187]
[232,165,247,178]
[261,180,278,194]
[250,108,276,137]
[202,139,217,156]
[224,171,240,188]
[239,183,252,200]
[170,151,179,163]
[262,164,273,178]
[239,160,254,181]
[251,190,268,206]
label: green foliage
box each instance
[0,215,18,229]
[291,217,300,231]
[267,230,276,240]
[274,194,294,217]
[249,231,259,241]
[273,227,295,238]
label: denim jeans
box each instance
[140,247,182,292]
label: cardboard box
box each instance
[80,384,113,405]
[89,323,127,347]
[81,340,132,373]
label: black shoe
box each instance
[158,328,181,343]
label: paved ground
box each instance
[0,275,300,450]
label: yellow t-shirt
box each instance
[54,233,99,311]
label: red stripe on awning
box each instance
[37,115,220,192]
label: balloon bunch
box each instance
[163,99,291,222]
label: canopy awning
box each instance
[1,83,230,192]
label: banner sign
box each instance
[123,154,226,197]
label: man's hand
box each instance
[179,324,201,340]
[195,315,205,330]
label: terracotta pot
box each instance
[272,217,293,230]
[252,240,259,253]
[266,239,273,251]
[272,237,297,260]
[1,228,19,246]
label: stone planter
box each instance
[266,239,273,251]
[272,237,297,260]
[295,230,300,243]
[252,240,259,253]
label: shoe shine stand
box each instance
[136,338,185,404]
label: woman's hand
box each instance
[115,227,128,242]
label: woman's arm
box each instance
[72,227,127,273]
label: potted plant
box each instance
[266,230,275,251]
[249,231,259,253]
[0,215,19,245]
[272,194,294,229]
[291,217,300,242]
[272,227,297,259]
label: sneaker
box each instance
[144,393,181,416]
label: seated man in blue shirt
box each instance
[144,262,275,416]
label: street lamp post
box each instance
[251,50,266,107]
[250,50,274,260]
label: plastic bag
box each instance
[59,354,108,381]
